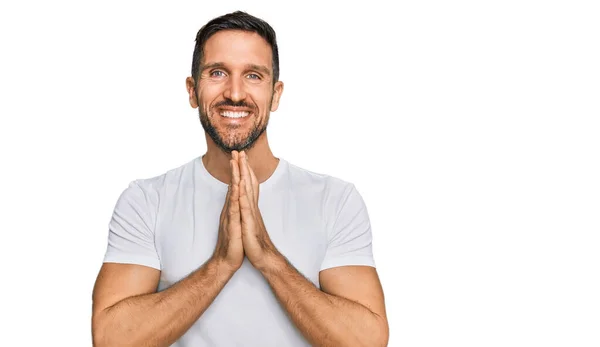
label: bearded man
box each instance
[92,10,388,347]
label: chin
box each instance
[216,135,255,152]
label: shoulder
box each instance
[284,159,358,204]
[116,157,200,209]
[130,157,199,194]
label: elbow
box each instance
[92,311,124,347]
[92,327,106,347]
[351,315,389,347]
[379,324,390,347]
[92,311,144,347]
[92,333,105,347]
[91,313,108,347]
[92,321,127,347]
[373,316,389,347]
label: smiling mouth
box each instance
[220,111,251,118]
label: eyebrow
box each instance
[200,62,271,76]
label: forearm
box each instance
[93,258,234,347]
[260,256,387,347]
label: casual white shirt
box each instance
[103,155,376,346]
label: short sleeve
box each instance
[103,180,161,270]
[320,184,376,271]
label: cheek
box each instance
[254,89,274,110]
[197,91,219,114]
[198,81,221,96]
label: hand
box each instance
[237,151,280,271]
[211,151,244,273]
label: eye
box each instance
[246,73,261,80]
[210,70,226,77]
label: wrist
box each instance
[256,250,287,275]
[207,256,240,278]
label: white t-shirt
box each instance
[103,156,376,346]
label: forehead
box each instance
[203,30,272,68]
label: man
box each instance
[92,11,388,347]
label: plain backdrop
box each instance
[0,0,598,346]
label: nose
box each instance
[223,74,247,102]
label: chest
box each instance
[154,187,329,290]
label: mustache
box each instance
[213,99,254,109]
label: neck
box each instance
[202,131,279,185]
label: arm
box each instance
[259,256,389,347]
[235,152,388,346]
[92,259,235,347]
[94,159,245,347]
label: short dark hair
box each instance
[191,11,280,85]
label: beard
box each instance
[198,102,270,154]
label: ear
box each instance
[270,81,284,112]
[186,77,199,108]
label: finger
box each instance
[238,178,252,233]
[238,178,253,225]
[221,161,233,218]
[229,150,241,199]
[228,172,241,218]
[247,159,259,202]
[241,153,259,204]
[231,150,239,175]
[229,159,241,218]
[239,151,254,200]
[231,158,240,186]
[243,151,256,200]
[234,151,248,200]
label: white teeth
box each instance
[221,111,250,118]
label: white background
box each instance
[1,0,598,346]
